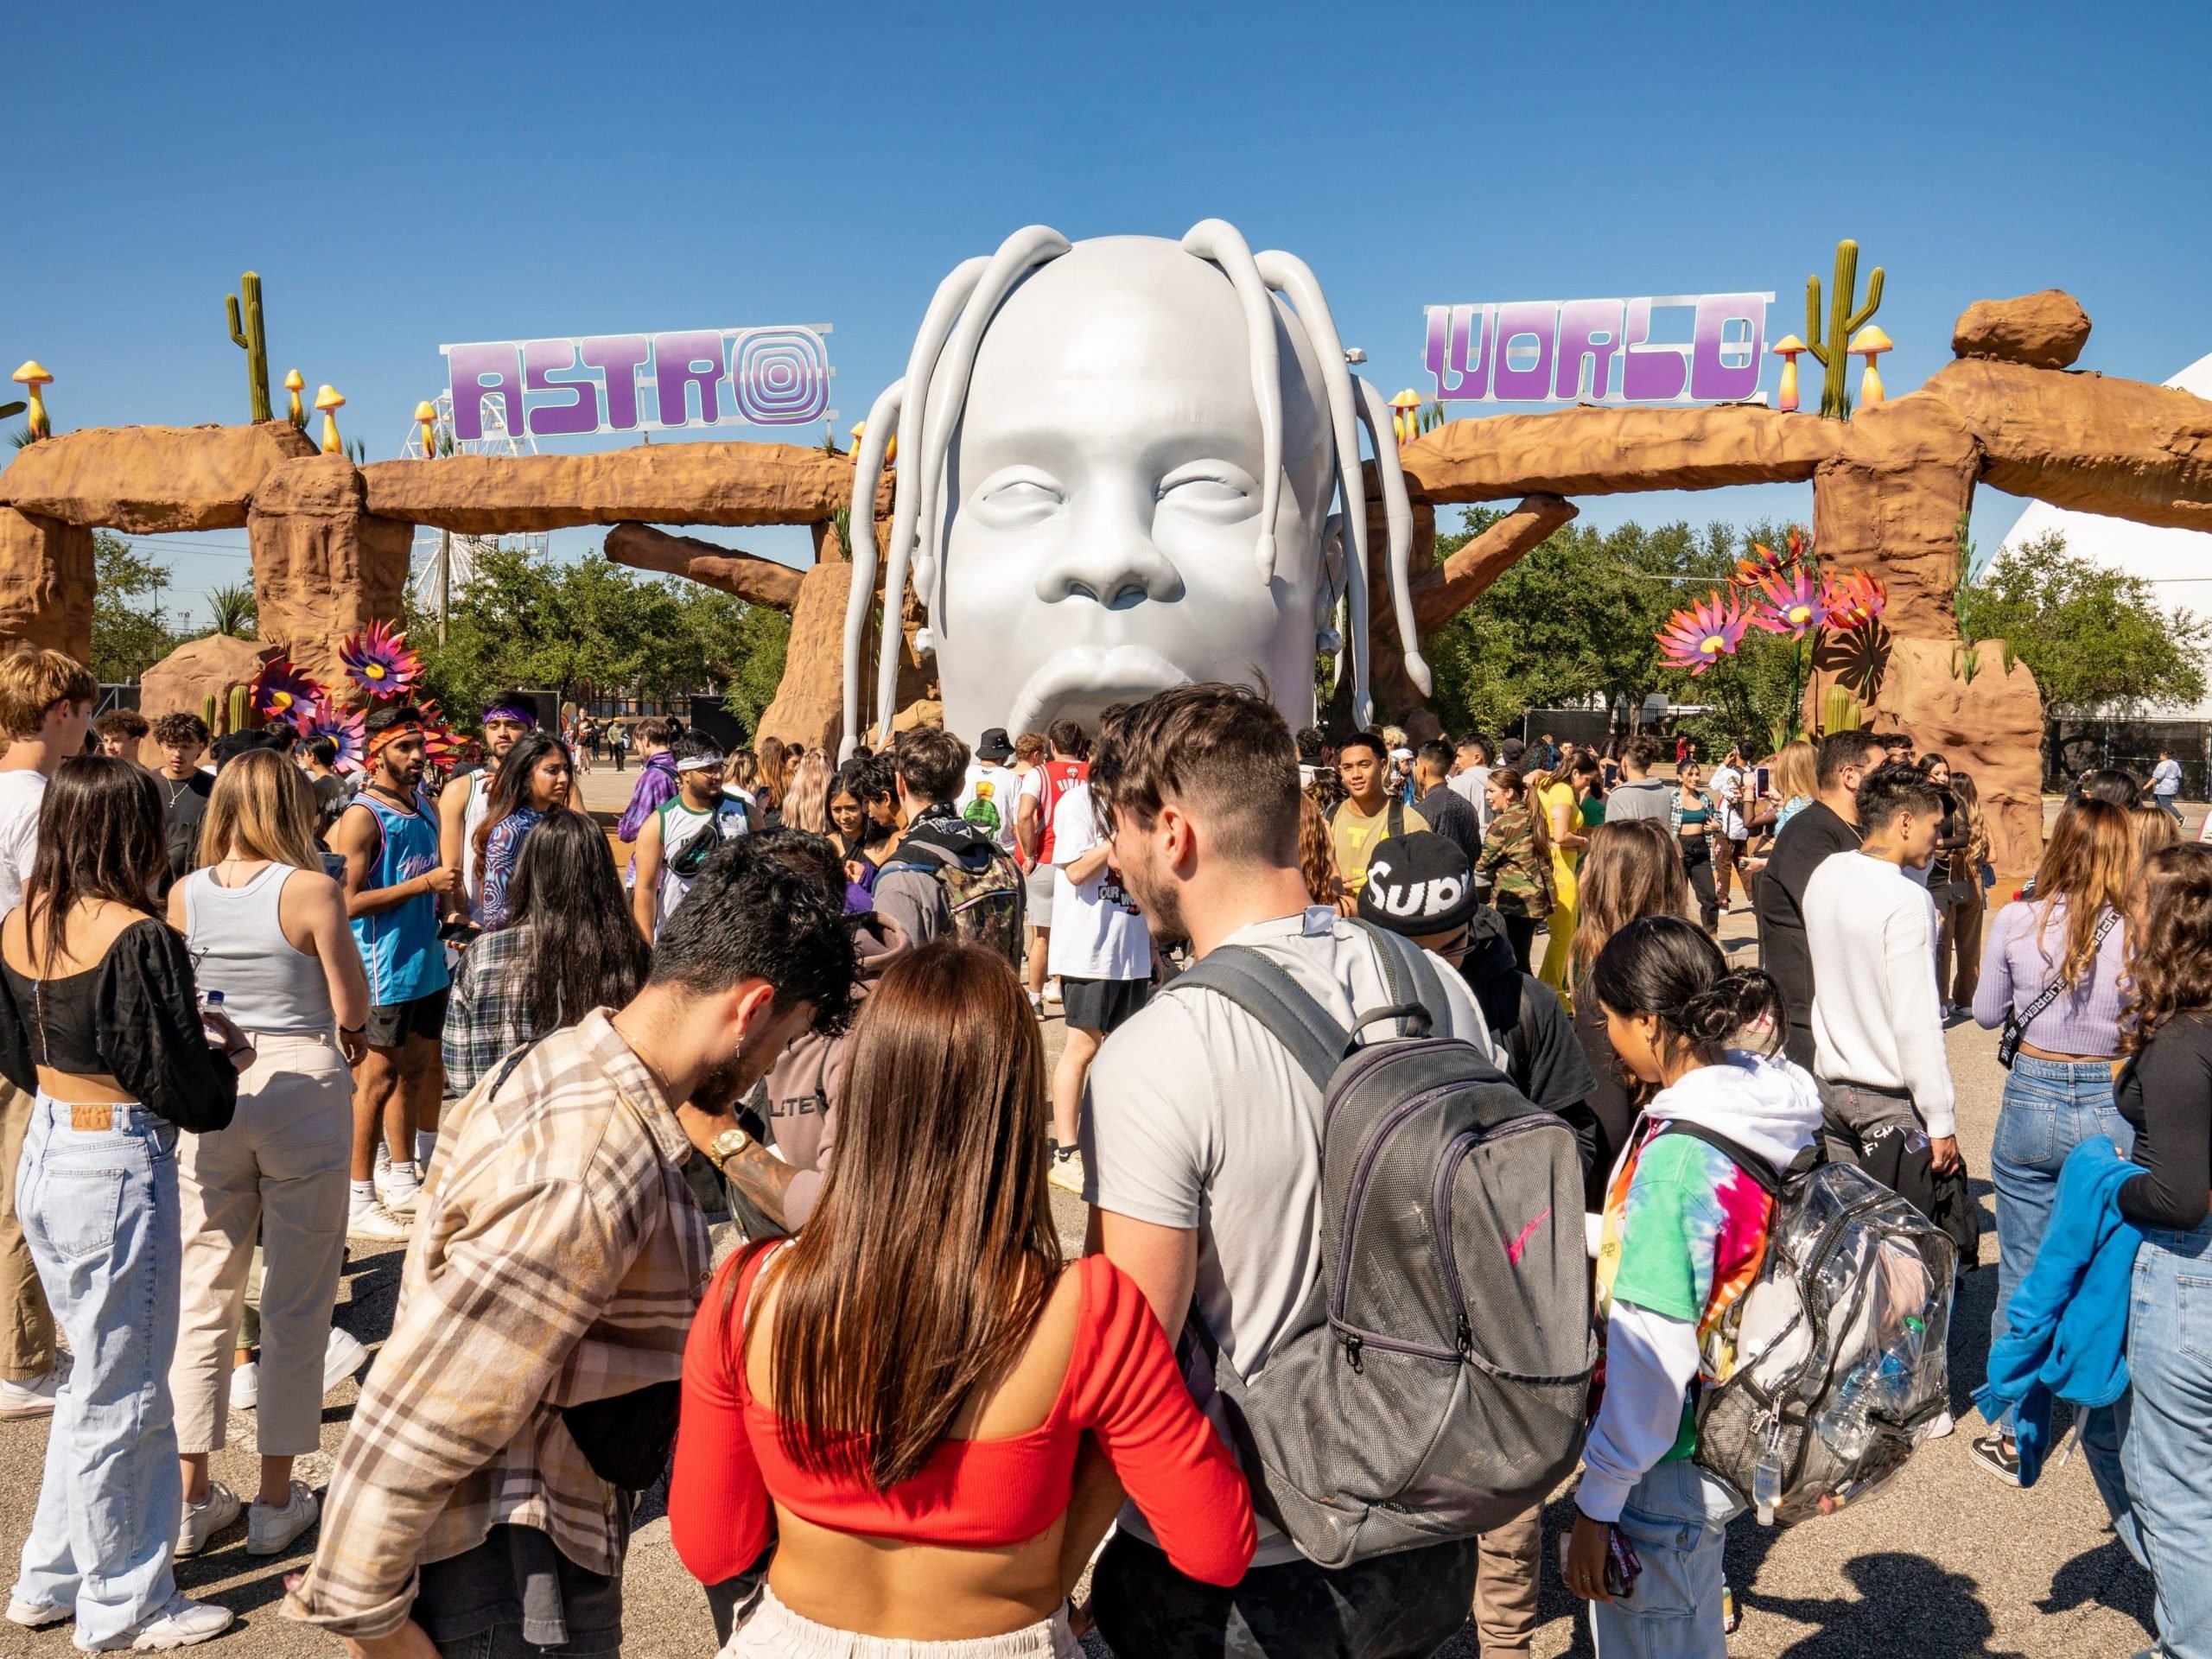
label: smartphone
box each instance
[1754,766,1771,798]
[437,918,481,945]
[1557,1527,1642,1598]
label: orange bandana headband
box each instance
[367,720,425,759]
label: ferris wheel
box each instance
[397,391,550,618]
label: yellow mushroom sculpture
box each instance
[1848,326,1893,409]
[1389,387,1422,446]
[1770,334,1808,414]
[415,400,439,456]
[284,368,307,429]
[12,361,53,441]
[315,384,346,454]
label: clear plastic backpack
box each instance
[1669,1129,1958,1526]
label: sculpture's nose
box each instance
[1033,522,1185,609]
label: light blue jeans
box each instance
[1588,1458,1744,1659]
[10,1097,185,1647]
[1987,1056,2131,1465]
[2098,1215,2212,1659]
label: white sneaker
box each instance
[377,1179,422,1218]
[323,1327,368,1395]
[7,1595,70,1628]
[1921,1409,1955,1441]
[245,1483,319,1557]
[0,1370,58,1419]
[174,1484,240,1559]
[1048,1147,1086,1195]
[1043,982,1063,1007]
[226,1361,257,1412]
[346,1200,412,1242]
[89,1594,233,1650]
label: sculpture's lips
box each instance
[1006,645,1192,735]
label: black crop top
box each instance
[2113,1009,2212,1232]
[0,918,238,1134]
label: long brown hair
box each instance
[2028,798,2134,982]
[2120,843,2212,1054]
[744,940,1058,1489]
[23,757,168,972]
[200,747,324,874]
[785,751,832,836]
[1573,818,1690,979]
[2131,802,2177,869]
[755,736,788,811]
[1490,767,1554,866]
[472,731,572,872]
[1298,791,1342,908]
[1947,770,1990,871]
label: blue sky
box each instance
[10,1,2208,627]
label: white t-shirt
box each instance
[956,761,1022,855]
[1708,765,1747,840]
[1802,850,1955,1136]
[1046,782,1147,981]
[1082,907,1501,1566]
[0,770,46,916]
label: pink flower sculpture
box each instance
[1728,540,1789,588]
[1656,592,1747,676]
[296,705,367,772]
[416,697,463,764]
[339,620,422,700]
[1749,567,1829,638]
[248,656,326,724]
[1821,569,1888,631]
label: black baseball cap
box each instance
[1357,832,1482,937]
[976,727,1014,763]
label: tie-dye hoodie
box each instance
[1577,1049,1823,1522]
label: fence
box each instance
[2045,717,2208,798]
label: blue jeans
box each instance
[1987,1057,2132,1452]
[1588,1459,1744,1659]
[10,1098,185,1647]
[2103,1216,2212,1659]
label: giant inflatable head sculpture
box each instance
[840,220,1430,758]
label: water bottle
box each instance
[199,988,227,1047]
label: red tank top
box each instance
[1033,759,1089,863]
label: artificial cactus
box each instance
[1821,683,1864,734]
[228,684,251,734]
[200,693,219,734]
[226,272,273,424]
[1802,240,1885,420]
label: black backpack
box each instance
[1174,922,1594,1567]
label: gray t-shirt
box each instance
[1604,777,1675,823]
[1082,906,1502,1566]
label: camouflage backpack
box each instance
[880,845,1025,964]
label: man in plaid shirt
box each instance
[285,839,857,1657]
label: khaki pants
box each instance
[0,1074,56,1380]
[168,1033,353,1457]
[1473,1503,1541,1658]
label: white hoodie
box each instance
[1577,1051,1823,1522]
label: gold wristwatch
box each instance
[709,1124,756,1167]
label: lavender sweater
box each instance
[1973,898,2129,1058]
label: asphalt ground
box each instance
[0,772,2174,1657]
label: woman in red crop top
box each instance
[671,940,1254,1657]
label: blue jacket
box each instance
[1973,1137,2143,1485]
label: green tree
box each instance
[90,531,179,683]
[203,582,257,639]
[1957,531,2209,714]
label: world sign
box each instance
[1424,294,1772,404]
[442,326,835,442]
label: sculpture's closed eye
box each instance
[1156,463,1256,523]
[971,467,1066,529]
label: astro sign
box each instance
[1423,294,1772,404]
[442,326,835,442]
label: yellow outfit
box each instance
[1535,779,1580,998]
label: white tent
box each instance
[1998,350,2212,716]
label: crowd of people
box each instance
[0,643,2205,1659]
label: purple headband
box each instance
[481,703,537,728]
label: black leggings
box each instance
[1503,912,1540,974]
[1682,844,1719,931]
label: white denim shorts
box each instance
[722,1588,1081,1659]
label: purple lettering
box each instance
[446,342,523,443]
[1425,305,1491,400]
[1688,293,1767,401]
[652,331,726,427]
[1553,299,1623,400]
[581,336,651,430]
[523,340,601,437]
[1491,302,1557,402]
[1621,300,1689,401]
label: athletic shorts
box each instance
[1059,976,1152,1035]
[364,988,450,1051]
[1026,866,1056,929]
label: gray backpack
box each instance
[1175,923,1595,1568]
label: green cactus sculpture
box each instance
[227,683,254,734]
[226,272,272,424]
[1802,240,1884,420]
[1821,683,1865,734]
[200,693,219,733]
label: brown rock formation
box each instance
[247,456,412,696]
[0,422,313,532]
[1414,494,1580,628]
[1810,397,1983,638]
[1398,404,1841,502]
[0,507,93,660]
[756,561,854,752]
[137,633,282,754]
[358,442,857,535]
[1923,358,2212,531]
[1951,291,2093,370]
[603,523,804,611]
